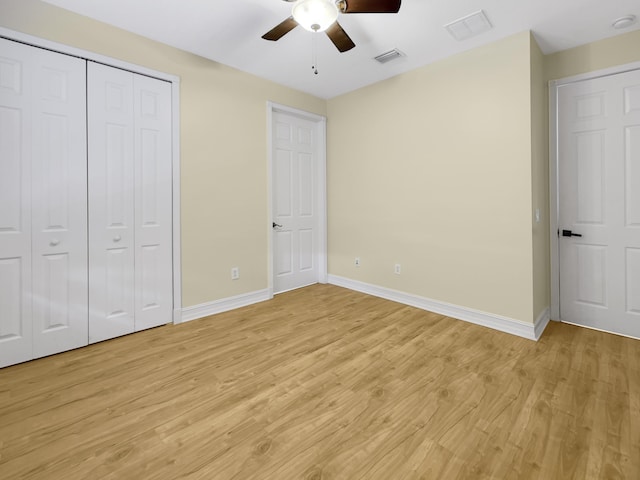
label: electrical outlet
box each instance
[231,267,239,280]
[355,257,361,267]
[394,264,401,275]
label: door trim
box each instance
[267,102,328,297]
[0,26,183,325]
[548,60,640,321]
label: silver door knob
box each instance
[113,235,122,242]
[49,238,60,246]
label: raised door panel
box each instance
[625,126,640,227]
[133,74,172,331]
[88,63,135,343]
[30,47,88,358]
[575,245,607,307]
[0,258,26,339]
[275,148,293,219]
[297,149,315,279]
[627,248,640,315]
[274,148,294,280]
[575,131,605,225]
[276,230,293,277]
[0,38,33,367]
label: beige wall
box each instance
[325,28,640,327]
[530,34,549,322]
[545,29,640,81]
[327,32,537,323]
[0,0,326,308]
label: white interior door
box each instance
[557,68,640,338]
[133,73,173,331]
[0,39,34,367]
[88,62,135,343]
[30,46,88,358]
[272,111,323,294]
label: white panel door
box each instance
[0,39,33,367]
[273,112,318,293]
[30,47,88,358]
[88,67,172,340]
[88,62,135,343]
[558,68,640,338]
[133,74,173,331]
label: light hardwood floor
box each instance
[1,284,638,479]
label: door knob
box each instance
[113,235,122,242]
[49,238,60,246]
[272,222,282,229]
[562,229,582,238]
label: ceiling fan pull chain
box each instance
[311,32,319,75]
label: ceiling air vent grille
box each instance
[374,48,405,64]
[444,10,493,41]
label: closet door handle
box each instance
[49,238,60,247]
[113,235,122,243]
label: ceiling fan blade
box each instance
[325,22,356,52]
[262,17,298,41]
[339,0,401,14]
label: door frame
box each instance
[548,60,640,321]
[0,26,183,325]
[267,102,328,297]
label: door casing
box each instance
[267,102,328,297]
[549,60,640,325]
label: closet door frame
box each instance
[0,27,183,325]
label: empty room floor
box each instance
[1,284,638,479]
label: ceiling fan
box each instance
[262,0,402,53]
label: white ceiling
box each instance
[42,0,640,99]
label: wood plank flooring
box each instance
[1,284,639,479]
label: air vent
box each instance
[612,14,637,30]
[374,48,405,64]
[444,10,492,41]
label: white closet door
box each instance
[88,63,136,343]
[0,39,33,367]
[88,67,172,341]
[30,47,88,358]
[134,74,173,331]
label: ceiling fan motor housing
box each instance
[263,0,402,52]
[292,0,340,33]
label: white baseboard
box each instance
[328,275,549,341]
[534,307,551,340]
[180,289,272,323]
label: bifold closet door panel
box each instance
[88,64,173,341]
[30,47,88,359]
[0,39,34,367]
[134,74,173,331]
[88,62,136,344]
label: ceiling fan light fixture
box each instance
[292,0,339,32]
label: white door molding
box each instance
[549,60,640,322]
[0,26,183,325]
[267,102,327,298]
